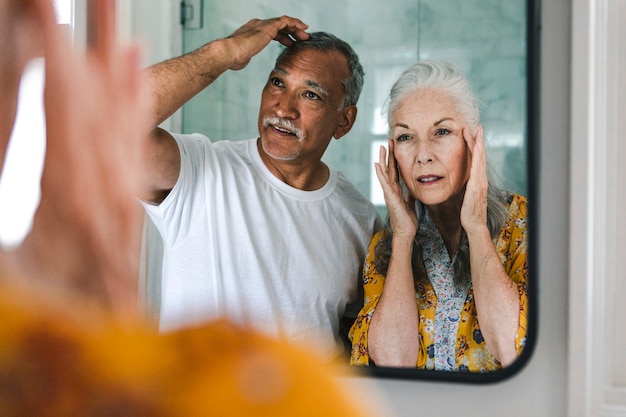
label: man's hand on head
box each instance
[225,16,309,71]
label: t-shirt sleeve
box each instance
[141,132,213,246]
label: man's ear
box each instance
[333,105,358,140]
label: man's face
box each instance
[257,48,355,166]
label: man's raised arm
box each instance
[143,16,309,128]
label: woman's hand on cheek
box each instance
[375,139,419,239]
[460,126,489,232]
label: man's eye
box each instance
[304,91,320,100]
[270,77,284,87]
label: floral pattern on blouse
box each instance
[419,209,471,371]
[349,194,528,372]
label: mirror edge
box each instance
[353,0,542,384]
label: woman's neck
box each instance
[427,197,463,258]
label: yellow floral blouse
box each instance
[349,194,528,372]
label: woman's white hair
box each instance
[384,60,481,135]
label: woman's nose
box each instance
[416,144,433,164]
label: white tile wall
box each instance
[181,0,528,210]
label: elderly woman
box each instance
[349,61,528,372]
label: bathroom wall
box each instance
[180,0,528,215]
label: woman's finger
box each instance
[375,160,392,194]
[462,127,476,155]
[378,144,387,172]
[475,125,484,158]
[471,126,486,180]
[387,139,399,184]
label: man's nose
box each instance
[274,93,299,119]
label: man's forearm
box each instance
[143,39,231,128]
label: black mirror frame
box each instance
[355,0,541,384]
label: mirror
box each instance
[156,0,539,381]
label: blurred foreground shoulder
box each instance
[0,278,385,417]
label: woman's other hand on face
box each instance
[460,126,489,234]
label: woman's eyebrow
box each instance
[433,117,454,126]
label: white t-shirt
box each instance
[143,133,382,358]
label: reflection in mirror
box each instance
[348,60,529,373]
[145,0,537,381]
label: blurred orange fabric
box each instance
[0,279,371,417]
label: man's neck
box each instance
[256,138,329,191]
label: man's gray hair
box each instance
[276,32,364,109]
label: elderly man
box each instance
[141,17,382,358]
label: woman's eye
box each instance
[396,134,411,142]
[434,128,451,136]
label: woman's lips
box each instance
[417,175,443,183]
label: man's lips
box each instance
[271,124,296,136]
[262,116,303,140]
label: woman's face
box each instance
[390,88,471,208]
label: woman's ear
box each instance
[333,105,357,140]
